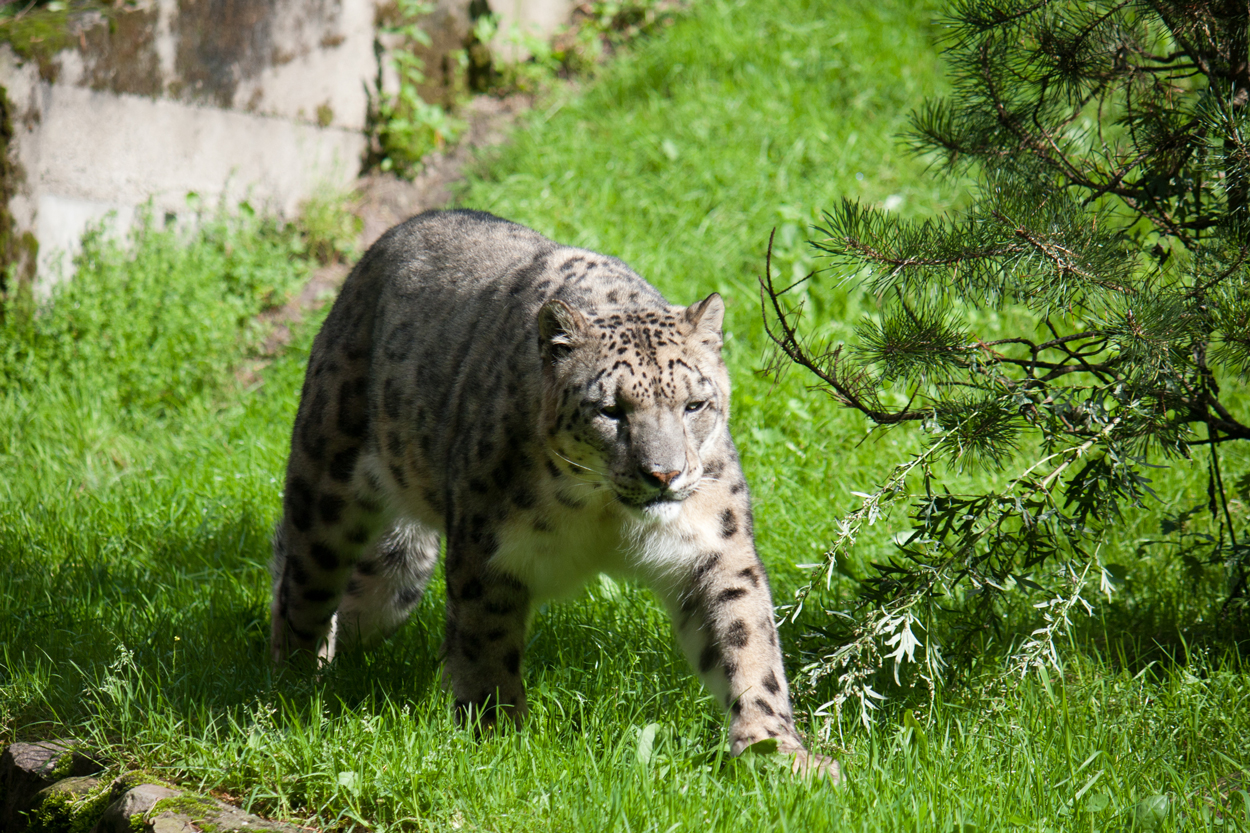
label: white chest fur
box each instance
[488,497,708,602]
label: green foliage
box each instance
[366,0,466,178]
[294,190,363,266]
[763,0,1250,714]
[366,0,682,174]
[0,206,311,540]
[0,1,76,65]
[479,0,685,94]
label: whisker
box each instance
[551,449,606,477]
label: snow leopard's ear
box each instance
[684,292,725,350]
[538,299,586,364]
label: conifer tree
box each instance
[764,0,1250,719]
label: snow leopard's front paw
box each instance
[786,749,842,782]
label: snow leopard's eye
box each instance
[684,400,708,414]
[599,403,625,419]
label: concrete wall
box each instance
[0,0,573,291]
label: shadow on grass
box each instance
[1,511,438,742]
[1,507,702,749]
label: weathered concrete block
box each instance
[0,0,376,288]
[0,0,572,292]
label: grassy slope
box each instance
[462,0,954,582]
[1,0,1247,831]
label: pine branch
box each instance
[770,0,1250,709]
[760,230,930,424]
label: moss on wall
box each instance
[0,81,35,312]
[82,6,162,96]
[0,5,75,81]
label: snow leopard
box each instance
[269,209,839,779]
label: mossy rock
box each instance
[147,794,219,819]
[95,782,302,833]
[144,793,303,833]
[28,775,112,833]
[0,741,106,832]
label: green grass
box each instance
[2,0,1249,830]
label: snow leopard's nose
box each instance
[641,468,681,489]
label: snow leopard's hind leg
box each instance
[330,519,441,657]
[271,511,440,664]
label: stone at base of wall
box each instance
[0,740,304,833]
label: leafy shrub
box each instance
[366,0,466,178]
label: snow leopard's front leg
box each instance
[442,511,532,730]
[656,495,841,780]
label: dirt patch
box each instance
[353,92,531,248]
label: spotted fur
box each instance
[270,209,838,780]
